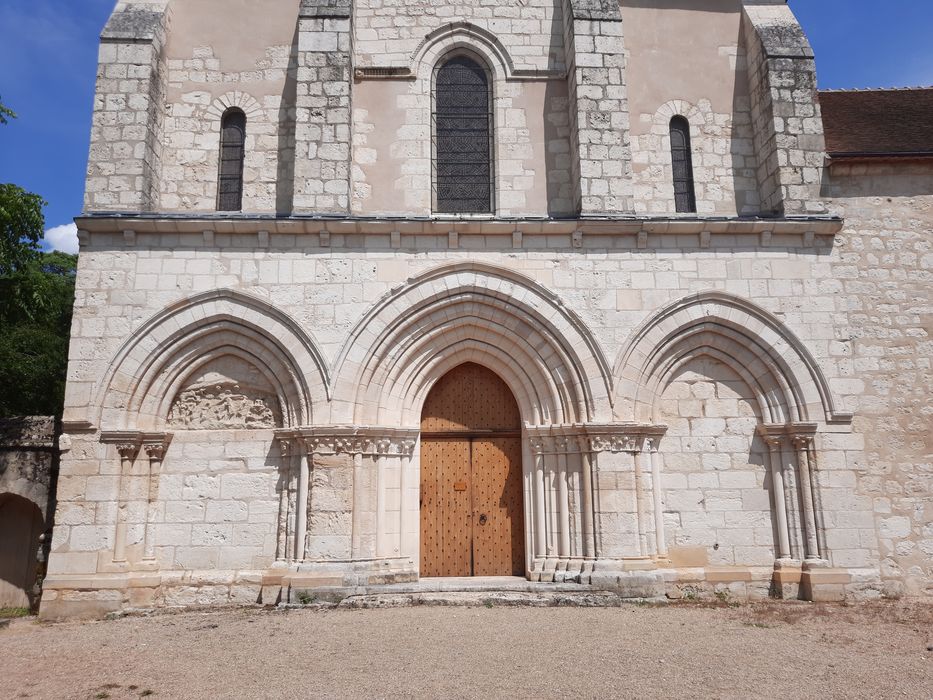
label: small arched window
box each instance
[669,116,696,214]
[433,55,493,214]
[217,108,246,212]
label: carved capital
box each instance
[144,443,167,462]
[792,435,814,450]
[116,443,139,461]
[299,426,419,457]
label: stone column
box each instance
[142,440,168,562]
[577,436,596,563]
[294,0,353,214]
[296,449,311,562]
[763,433,792,560]
[804,440,829,559]
[375,444,388,558]
[351,451,364,558]
[531,440,549,573]
[633,442,648,557]
[562,0,634,215]
[793,434,821,561]
[647,438,668,559]
[113,443,138,564]
[556,442,572,566]
[275,438,296,563]
[399,451,413,559]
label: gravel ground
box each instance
[1,601,931,700]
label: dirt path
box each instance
[1,602,931,699]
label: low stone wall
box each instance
[0,417,58,519]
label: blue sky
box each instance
[0,0,931,252]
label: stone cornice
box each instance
[75,214,843,251]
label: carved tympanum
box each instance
[167,356,281,430]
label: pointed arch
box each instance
[332,262,613,427]
[93,289,329,430]
[614,291,851,424]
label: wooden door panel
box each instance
[444,439,472,577]
[420,363,525,578]
[471,437,524,576]
[420,438,471,577]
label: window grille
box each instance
[669,116,697,214]
[217,109,246,212]
[434,56,493,214]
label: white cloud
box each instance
[43,223,79,254]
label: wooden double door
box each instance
[420,364,526,577]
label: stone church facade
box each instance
[39,0,932,618]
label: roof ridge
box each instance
[819,86,933,93]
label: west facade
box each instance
[39,0,932,619]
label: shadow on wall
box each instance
[276,25,299,216]
[0,494,45,611]
[544,0,574,217]
[730,25,763,216]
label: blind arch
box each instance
[433,54,494,214]
[217,108,246,212]
[669,116,697,214]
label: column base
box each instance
[772,558,802,599]
[800,561,851,602]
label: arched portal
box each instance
[420,363,525,577]
[0,494,44,610]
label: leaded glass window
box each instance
[669,116,697,214]
[434,55,493,214]
[217,108,246,212]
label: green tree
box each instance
[0,252,77,417]
[0,98,46,276]
[0,97,77,417]
[0,183,46,276]
[0,100,14,125]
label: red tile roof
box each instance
[819,88,933,159]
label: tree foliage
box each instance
[0,96,14,125]
[0,96,77,417]
[0,252,77,417]
[0,183,46,276]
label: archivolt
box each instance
[614,291,851,424]
[332,262,613,426]
[411,22,516,83]
[93,289,329,430]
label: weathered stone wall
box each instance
[85,1,170,212]
[0,417,57,610]
[623,2,760,216]
[0,417,57,522]
[659,358,775,571]
[353,0,566,72]
[825,162,933,597]
[742,2,826,216]
[45,226,879,609]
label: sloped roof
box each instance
[819,87,933,158]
